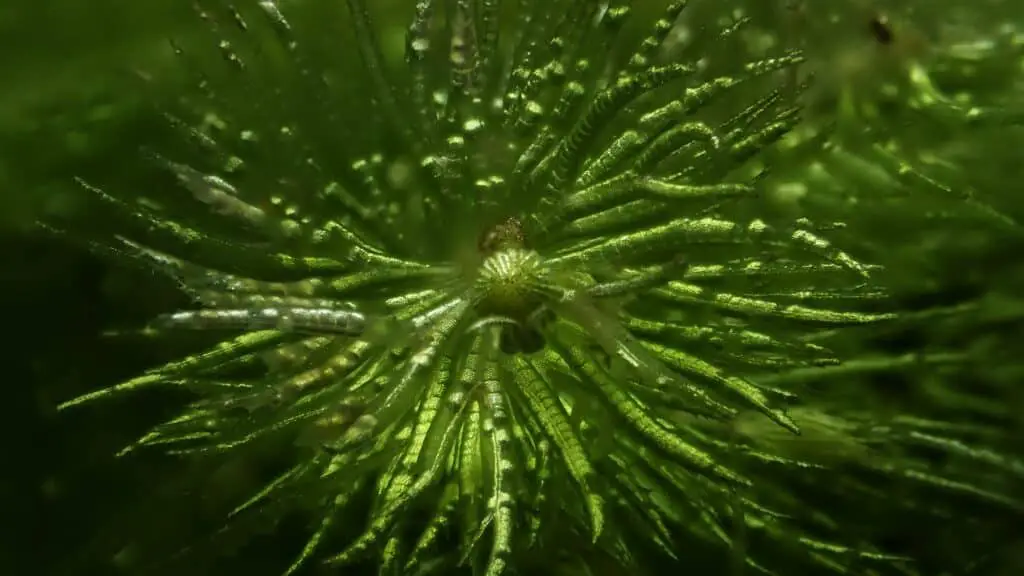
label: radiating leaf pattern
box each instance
[46,1,1023,575]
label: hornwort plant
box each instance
[773,0,1024,233]
[45,1,1024,575]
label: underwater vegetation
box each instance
[38,0,1024,575]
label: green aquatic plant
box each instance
[46,1,1023,575]
[775,1,1024,234]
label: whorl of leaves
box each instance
[46,1,1023,575]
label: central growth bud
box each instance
[475,248,548,321]
[472,217,553,354]
[474,216,547,321]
